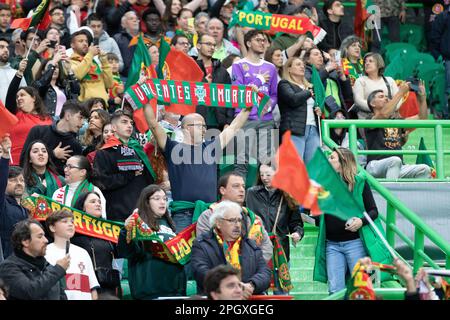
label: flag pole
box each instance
[25,22,42,59]
[362,211,397,258]
[373,20,381,42]
[316,113,323,147]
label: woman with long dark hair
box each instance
[118,185,186,299]
[73,191,121,297]
[52,155,107,218]
[81,109,110,156]
[22,140,65,197]
[313,147,391,295]
[246,162,304,294]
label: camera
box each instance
[406,77,420,92]
[48,40,57,48]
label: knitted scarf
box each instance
[215,229,242,271]
[29,170,64,197]
[64,179,94,207]
[72,54,102,81]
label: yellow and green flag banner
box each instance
[124,79,270,117]
[269,234,293,292]
[125,211,196,265]
[230,10,327,40]
[21,195,124,243]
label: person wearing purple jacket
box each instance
[231,30,278,181]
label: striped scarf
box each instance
[215,230,242,271]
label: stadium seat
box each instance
[400,23,426,52]
[417,63,445,97]
[384,42,418,65]
[401,52,436,79]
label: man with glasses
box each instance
[171,34,191,55]
[0,136,29,259]
[20,101,89,175]
[144,89,253,233]
[196,171,273,262]
[49,6,76,48]
[232,29,278,180]
[191,200,271,298]
[93,110,155,222]
[195,34,234,131]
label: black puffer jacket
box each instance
[430,9,450,60]
[318,16,354,52]
[277,79,317,136]
[245,186,304,261]
[191,230,271,294]
[0,251,67,300]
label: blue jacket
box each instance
[0,158,29,259]
[191,230,271,294]
[430,9,450,60]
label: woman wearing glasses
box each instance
[118,185,186,299]
[52,155,107,218]
[313,147,391,295]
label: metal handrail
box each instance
[322,120,450,274]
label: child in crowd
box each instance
[107,53,124,112]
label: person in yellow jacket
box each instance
[69,28,113,104]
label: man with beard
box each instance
[0,37,26,104]
[69,28,113,103]
[0,136,29,259]
[191,200,271,298]
[232,29,278,180]
[195,34,234,131]
[0,219,70,300]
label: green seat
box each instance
[400,23,426,52]
[417,63,445,97]
[384,42,418,65]
[219,154,258,188]
[401,53,437,79]
[429,72,447,116]
[385,54,405,80]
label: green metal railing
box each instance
[323,120,450,180]
[321,119,450,272]
[318,2,424,8]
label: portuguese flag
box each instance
[354,0,373,44]
[10,0,51,31]
[0,99,18,139]
[157,38,204,115]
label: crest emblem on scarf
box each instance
[195,84,206,103]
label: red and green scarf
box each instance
[215,230,242,271]
[64,179,94,207]
[72,54,102,81]
[28,169,64,197]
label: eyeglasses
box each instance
[221,217,243,224]
[200,42,216,47]
[149,196,168,202]
[252,38,267,43]
[64,164,81,170]
[186,123,207,128]
[177,42,191,47]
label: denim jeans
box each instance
[171,209,194,234]
[291,125,321,165]
[366,156,431,179]
[326,238,367,295]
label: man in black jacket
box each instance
[20,101,89,175]
[93,110,155,222]
[0,136,28,259]
[113,11,139,78]
[191,200,271,298]
[195,34,235,131]
[318,0,353,53]
[0,219,69,300]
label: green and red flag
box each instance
[354,0,374,45]
[21,195,124,243]
[311,65,326,112]
[345,260,376,300]
[124,78,270,131]
[416,137,436,178]
[229,10,327,41]
[10,0,51,30]
[125,210,197,265]
[269,234,293,292]
[157,38,204,115]
[0,99,18,139]
[306,148,363,220]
